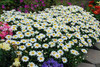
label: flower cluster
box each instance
[42,58,63,67]
[0,22,13,39]
[18,0,46,13]
[88,0,100,15]
[0,42,17,67]
[1,0,46,14]
[0,42,11,50]
[12,56,21,67]
[0,5,100,67]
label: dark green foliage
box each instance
[0,0,92,13]
[0,45,17,67]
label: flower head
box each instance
[42,58,63,67]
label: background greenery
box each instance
[1,0,99,20]
[0,0,91,13]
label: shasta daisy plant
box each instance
[0,5,100,67]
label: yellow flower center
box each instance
[30,64,33,66]
[38,36,41,38]
[12,42,16,44]
[8,36,11,38]
[54,39,57,41]
[22,40,26,42]
[21,46,24,49]
[27,43,31,46]
[20,35,23,37]
[59,51,62,53]
[63,59,66,61]
[72,51,75,53]
[26,33,30,35]
[44,44,48,47]
[38,52,41,55]
[64,47,67,49]
[31,52,35,54]
[24,57,27,60]
[56,55,59,57]
[36,44,39,47]
[40,58,43,60]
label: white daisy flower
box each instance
[11,25,17,28]
[34,43,41,48]
[83,35,89,38]
[69,41,74,45]
[30,31,35,35]
[25,32,31,37]
[89,43,92,47]
[21,39,27,43]
[22,29,27,32]
[35,31,39,34]
[50,51,57,56]
[11,27,17,31]
[65,44,71,48]
[83,42,89,47]
[46,29,53,33]
[49,42,56,47]
[19,45,26,51]
[21,56,29,62]
[52,39,58,42]
[39,33,45,38]
[36,35,41,40]
[37,51,43,57]
[59,43,64,47]
[11,40,17,44]
[21,20,25,24]
[18,34,24,38]
[5,35,12,39]
[16,51,22,55]
[75,34,80,38]
[42,43,49,48]
[58,38,64,43]
[87,39,92,43]
[25,21,30,24]
[16,31,22,35]
[37,56,44,62]
[27,62,38,67]
[66,33,72,39]
[80,37,84,41]
[75,51,80,56]
[81,49,87,53]
[13,35,18,39]
[30,38,37,43]
[57,49,64,55]
[73,39,78,43]
[61,36,67,40]
[70,49,79,56]
[25,43,32,47]
[16,41,21,45]
[62,46,69,51]
[34,24,40,28]
[79,43,83,47]
[29,51,36,56]
[62,57,68,63]
[27,27,33,31]
[54,53,61,58]
[5,40,11,43]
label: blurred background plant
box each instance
[0,42,17,67]
[0,0,99,20]
[0,0,91,13]
[0,0,16,14]
[86,0,100,20]
[0,21,13,40]
[0,0,48,13]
